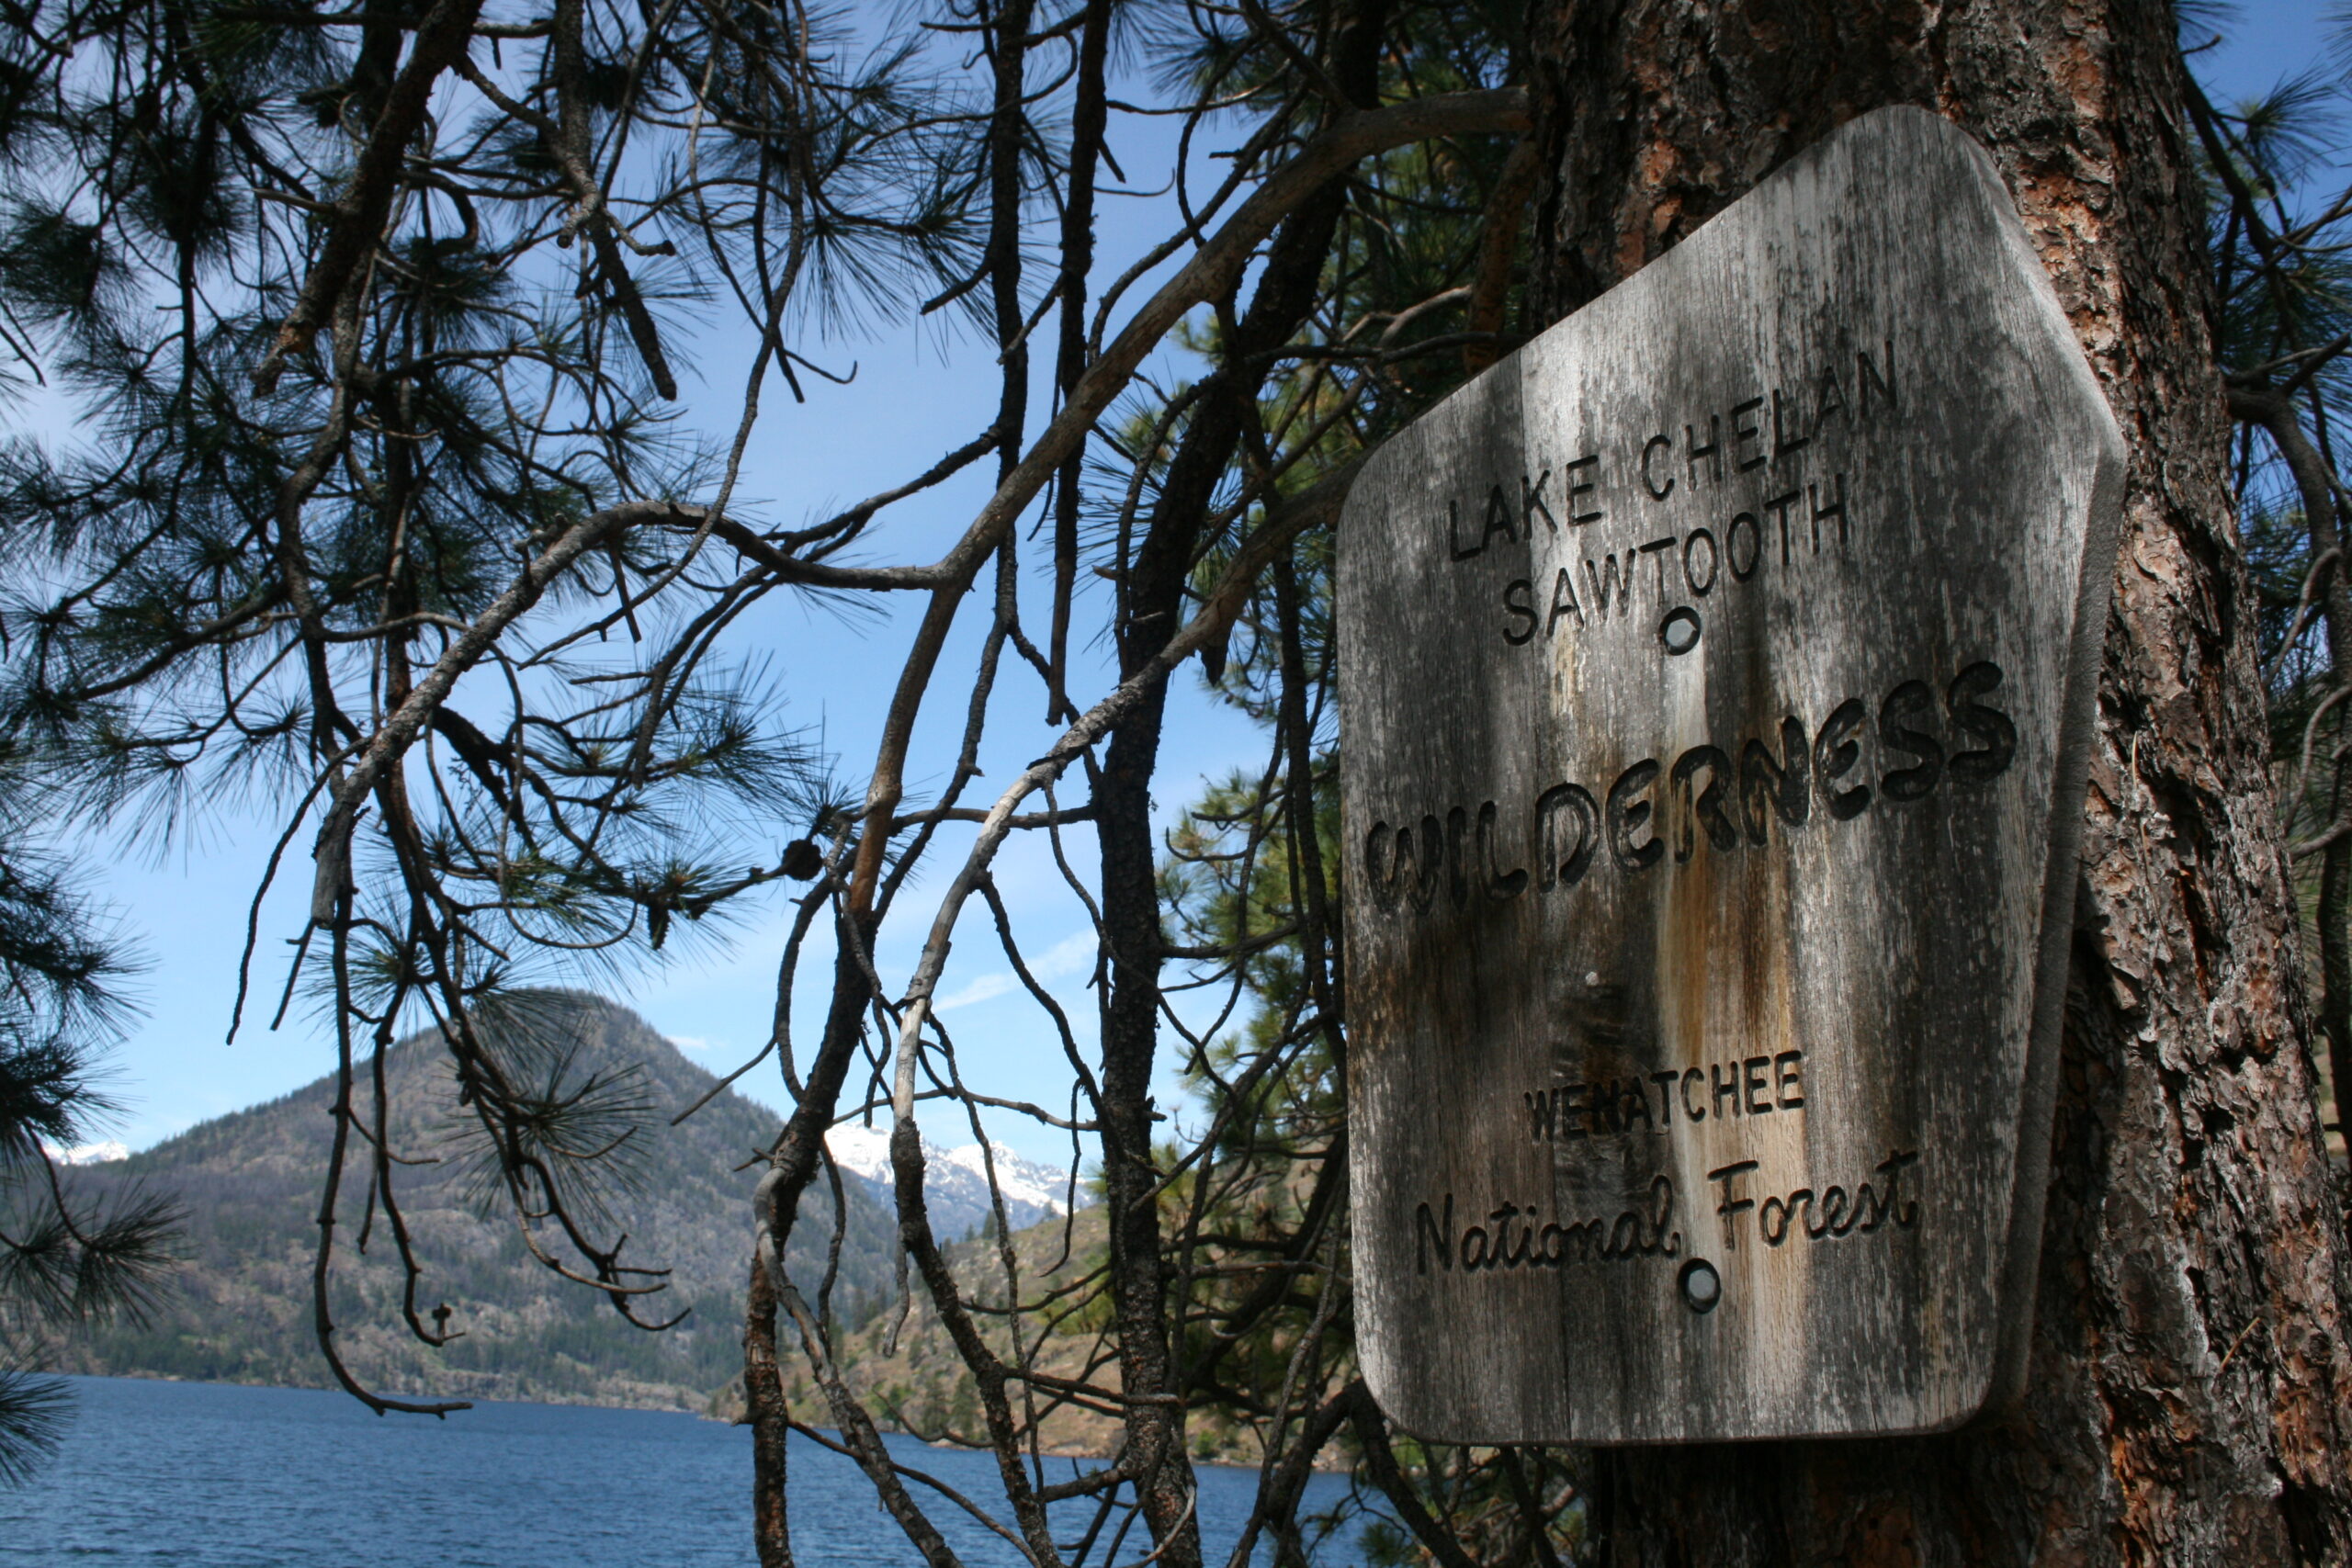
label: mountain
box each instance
[46,995,1081,1412]
[46,1139,130,1165]
[824,1122,1083,1241]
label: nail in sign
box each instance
[1338,107,2123,1443]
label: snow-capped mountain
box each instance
[41,1140,130,1165]
[825,1122,1088,1240]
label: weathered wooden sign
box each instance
[1339,107,2124,1444]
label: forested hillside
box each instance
[48,998,902,1411]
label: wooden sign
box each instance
[1338,107,2124,1444]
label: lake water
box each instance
[1,1377,1370,1566]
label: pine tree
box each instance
[1522,1,2352,1560]
[0,740,176,1483]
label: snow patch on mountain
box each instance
[825,1123,1087,1240]
[42,1140,130,1165]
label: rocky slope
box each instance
[712,1202,1276,1467]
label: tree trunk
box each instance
[1521,2,2352,1562]
[1091,10,1388,1563]
[744,1252,793,1568]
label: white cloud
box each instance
[933,929,1099,1012]
[1031,930,1099,979]
[667,1034,717,1054]
[935,974,1014,1011]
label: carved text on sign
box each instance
[1363,660,2016,912]
[1436,338,1898,654]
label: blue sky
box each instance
[41,3,2341,1169]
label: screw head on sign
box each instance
[1678,1258,1722,1314]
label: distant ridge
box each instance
[825,1122,1082,1240]
[44,996,918,1411]
[43,1139,130,1166]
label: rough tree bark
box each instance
[1520,1,2352,1562]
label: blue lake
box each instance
[1,1377,1370,1566]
